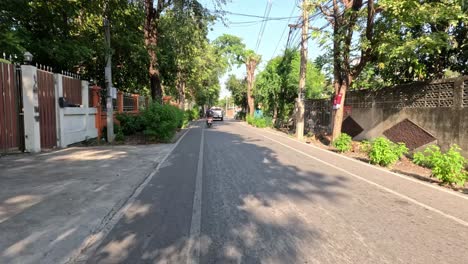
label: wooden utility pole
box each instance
[289,0,309,140]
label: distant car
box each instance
[210,107,224,121]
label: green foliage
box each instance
[0,0,149,92]
[226,75,247,110]
[115,127,125,142]
[367,137,408,167]
[185,108,199,122]
[254,49,328,124]
[413,145,467,186]
[332,133,353,153]
[374,0,468,82]
[246,116,272,128]
[116,113,144,136]
[360,140,372,153]
[141,103,182,142]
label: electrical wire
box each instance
[255,0,273,52]
[211,10,298,20]
[270,4,298,60]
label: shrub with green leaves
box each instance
[359,140,371,153]
[413,145,467,186]
[246,116,272,128]
[333,133,352,152]
[368,137,408,167]
[141,103,180,142]
[116,113,144,136]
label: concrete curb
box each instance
[239,122,468,201]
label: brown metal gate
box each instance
[0,62,23,153]
[37,69,57,149]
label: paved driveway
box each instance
[0,144,173,264]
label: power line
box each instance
[271,4,298,60]
[255,0,273,52]
[211,10,298,20]
[227,16,297,25]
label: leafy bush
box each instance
[141,102,180,142]
[413,145,442,168]
[116,113,144,136]
[114,125,125,142]
[359,140,372,153]
[413,145,467,186]
[246,115,272,128]
[367,137,408,167]
[332,133,352,152]
[185,108,199,121]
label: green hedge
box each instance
[117,102,186,142]
[246,115,273,128]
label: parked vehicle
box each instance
[211,107,224,121]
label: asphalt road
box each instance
[83,120,468,264]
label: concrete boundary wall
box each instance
[305,76,468,157]
[55,74,97,148]
[347,76,467,156]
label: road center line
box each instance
[243,126,468,228]
[186,127,204,264]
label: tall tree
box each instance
[157,2,216,109]
[214,34,261,116]
[314,0,381,141]
[255,49,327,124]
[225,75,248,110]
[144,0,226,101]
[0,0,148,93]
[144,0,168,101]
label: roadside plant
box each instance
[368,137,408,167]
[413,145,467,186]
[332,133,352,153]
[359,140,372,153]
[246,116,272,128]
[116,113,144,136]
[141,102,179,142]
[114,125,125,142]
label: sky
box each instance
[200,0,327,98]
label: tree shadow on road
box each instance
[85,123,350,264]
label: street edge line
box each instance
[185,127,204,264]
[65,125,193,264]
[242,125,468,227]
[241,122,468,201]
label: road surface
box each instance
[81,120,468,264]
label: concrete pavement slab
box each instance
[0,144,173,264]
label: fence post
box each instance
[90,85,102,140]
[132,94,139,113]
[117,91,123,113]
[21,65,41,153]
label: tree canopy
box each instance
[254,49,328,123]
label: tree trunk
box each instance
[246,59,257,117]
[331,83,348,141]
[144,0,164,102]
[178,79,186,110]
[273,100,278,124]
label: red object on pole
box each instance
[333,93,343,109]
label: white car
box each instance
[210,107,224,121]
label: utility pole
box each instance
[289,0,309,140]
[104,18,114,142]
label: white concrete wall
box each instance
[60,107,97,147]
[55,76,98,147]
